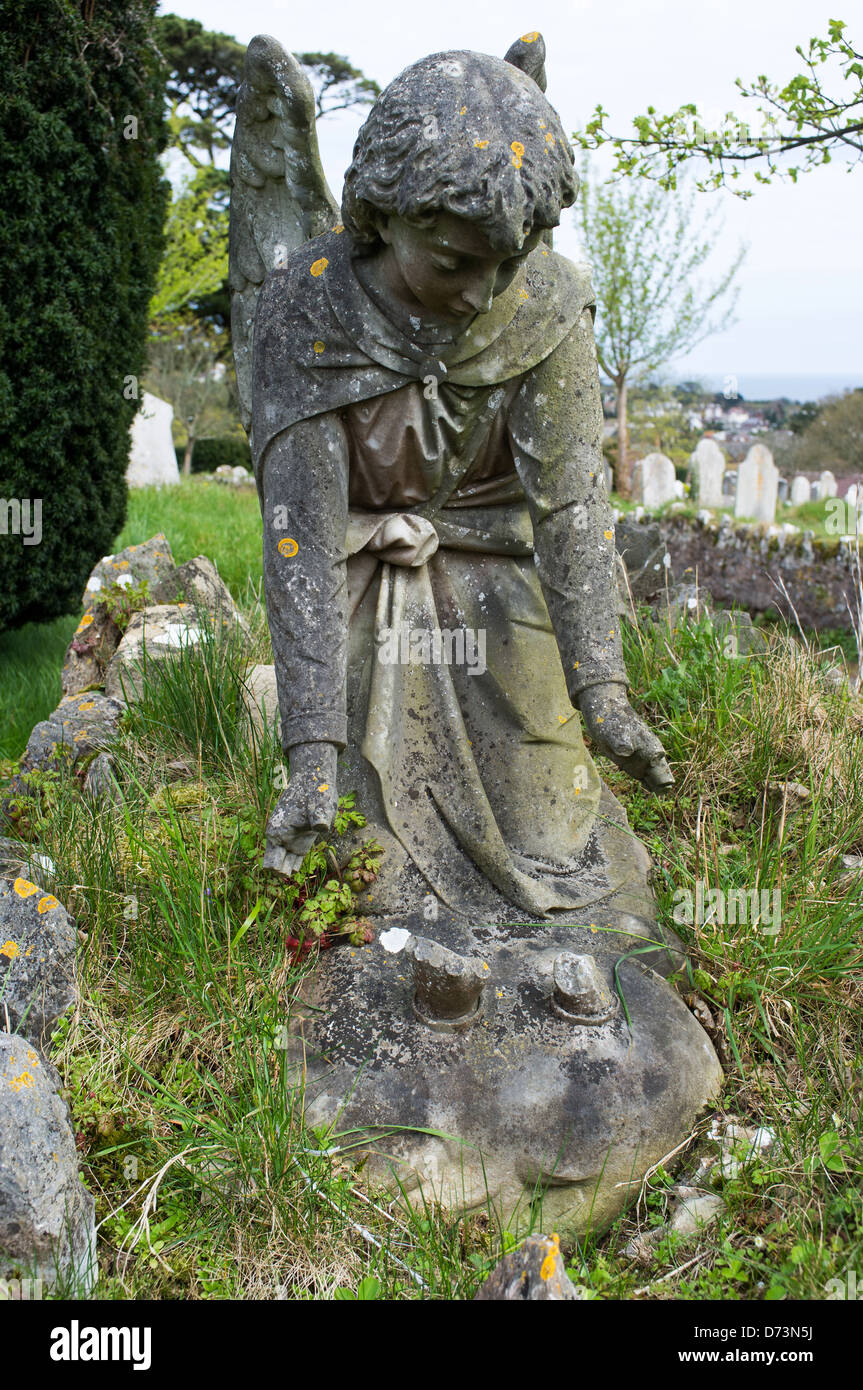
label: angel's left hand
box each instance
[577,682,674,794]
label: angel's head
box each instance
[342,49,578,323]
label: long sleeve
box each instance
[260,412,350,750]
[506,306,628,700]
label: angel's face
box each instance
[374,210,541,326]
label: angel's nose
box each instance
[459,272,497,314]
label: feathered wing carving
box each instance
[503,31,548,91]
[229,35,339,431]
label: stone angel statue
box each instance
[229,32,675,942]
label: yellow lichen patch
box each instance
[510,140,525,169]
[277,538,299,558]
[313,341,326,354]
[460,105,467,115]
[37,896,60,914]
[310,257,329,277]
[116,560,129,570]
[76,612,94,633]
[332,223,344,233]
[317,783,329,792]
[0,940,19,959]
[13,879,39,899]
[573,661,579,669]
[78,701,96,712]
[521,31,539,42]
[539,1232,561,1281]
[604,529,613,540]
[558,714,568,724]
[539,120,547,129]
[73,729,89,741]
[518,288,529,301]
[9,1069,35,1093]
[474,139,489,149]
[27,1049,40,1066]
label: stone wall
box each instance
[655,515,861,632]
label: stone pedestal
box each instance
[288,913,721,1240]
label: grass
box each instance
[0,479,263,762]
[2,479,862,1299]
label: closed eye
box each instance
[431,254,463,272]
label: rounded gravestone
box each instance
[690,438,725,508]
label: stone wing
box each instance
[229,35,339,430]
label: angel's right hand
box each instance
[263,742,339,877]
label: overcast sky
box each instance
[164,0,862,387]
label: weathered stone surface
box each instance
[658,513,862,631]
[669,1189,725,1235]
[0,1032,96,1292]
[151,555,245,629]
[82,534,176,605]
[243,663,281,741]
[614,517,668,600]
[735,444,778,523]
[61,605,122,697]
[19,693,124,777]
[62,536,179,696]
[475,1233,582,1300]
[104,605,206,702]
[790,474,811,506]
[0,838,25,877]
[127,392,180,489]
[690,439,726,508]
[289,918,721,1242]
[633,453,676,510]
[0,877,76,1048]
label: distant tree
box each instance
[144,321,237,475]
[628,385,703,470]
[579,20,863,196]
[295,52,381,118]
[150,166,228,324]
[788,401,822,434]
[791,388,863,472]
[577,161,744,494]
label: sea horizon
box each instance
[679,372,863,404]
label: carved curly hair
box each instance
[342,50,578,255]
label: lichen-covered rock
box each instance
[0,1032,96,1293]
[20,693,125,776]
[475,1234,583,1300]
[0,876,76,1047]
[104,604,207,701]
[151,555,247,631]
[61,605,122,697]
[61,536,178,696]
[82,534,176,602]
[614,517,668,601]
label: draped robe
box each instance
[252,227,653,923]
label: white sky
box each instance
[163,0,862,381]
